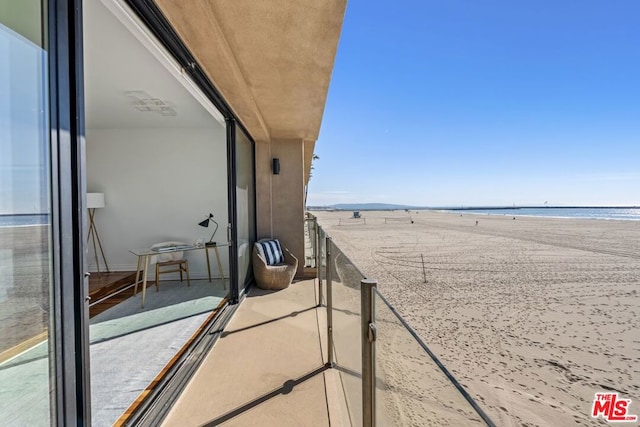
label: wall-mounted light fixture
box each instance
[272,158,280,175]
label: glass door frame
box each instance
[125,0,258,306]
[226,119,239,304]
[48,0,91,424]
[226,119,257,304]
[45,0,260,423]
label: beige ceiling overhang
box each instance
[155,0,347,144]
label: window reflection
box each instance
[0,4,54,425]
[235,128,256,292]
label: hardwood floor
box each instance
[1,272,138,363]
[89,271,138,318]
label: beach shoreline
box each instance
[314,209,640,426]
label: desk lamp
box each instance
[198,213,219,247]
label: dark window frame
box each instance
[87,0,256,423]
[47,0,260,423]
[48,0,91,424]
[124,0,258,305]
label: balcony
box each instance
[161,278,339,426]
[155,216,493,426]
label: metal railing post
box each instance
[316,222,323,306]
[361,278,377,427]
[326,236,333,367]
[310,217,316,266]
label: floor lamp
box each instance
[87,192,109,275]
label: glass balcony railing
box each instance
[373,288,491,426]
[303,214,317,268]
[328,238,366,425]
[307,214,494,426]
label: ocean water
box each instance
[0,214,49,227]
[449,207,640,221]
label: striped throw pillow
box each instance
[256,239,284,266]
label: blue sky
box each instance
[308,1,640,207]
[0,24,49,215]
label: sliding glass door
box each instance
[3,0,260,424]
[0,1,55,424]
[82,1,231,424]
[234,126,256,296]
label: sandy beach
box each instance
[0,225,50,355]
[314,210,640,426]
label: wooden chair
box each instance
[150,242,191,290]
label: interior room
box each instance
[83,0,231,423]
[0,1,235,424]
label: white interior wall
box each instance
[86,126,229,279]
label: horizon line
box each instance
[307,204,640,210]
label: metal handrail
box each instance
[316,218,323,306]
[326,236,334,367]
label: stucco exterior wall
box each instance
[255,139,306,276]
[154,1,345,278]
[255,139,272,240]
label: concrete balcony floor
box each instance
[162,279,346,426]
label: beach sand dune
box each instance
[314,210,640,426]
